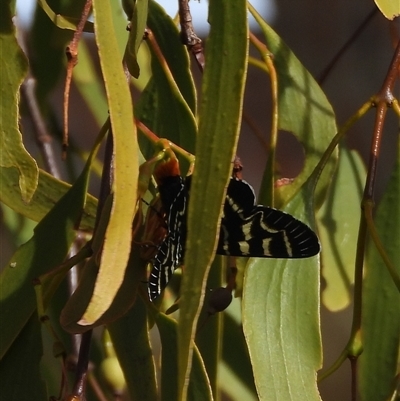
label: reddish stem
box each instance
[63,0,93,158]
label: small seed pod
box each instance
[208,287,233,315]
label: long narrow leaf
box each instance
[179,1,248,399]
[360,138,400,401]
[79,0,138,325]
[0,1,38,202]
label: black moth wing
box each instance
[148,175,188,301]
[148,175,320,300]
[216,178,320,258]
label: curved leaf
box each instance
[154,312,213,401]
[0,314,47,400]
[124,0,148,78]
[108,297,158,401]
[79,0,138,326]
[240,9,337,399]
[0,126,102,358]
[0,167,97,231]
[242,187,322,401]
[374,0,400,19]
[136,0,197,171]
[248,4,337,209]
[222,306,258,399]
[318,145,366,311]
[36,0,94,31]
[60,239,146,333]
[0,1,38,202]
[179,1,248,399]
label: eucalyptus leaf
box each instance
[154,312,213,401]
[36,0,94,31]
[108,297,158,401]
[136,0,197,172]
[0,121,105,359]
[0,314,47,401]
[0,167,97,231]
[374,0,400,19]
[359,139,400,401]
[179,0,248,399]
[243,188,322,401]
[248,4,337,209]
[60,230,146,333]
[0,1,38,202]
[79,0,138,326]
[318,145,366,311]
[124,0,148,78]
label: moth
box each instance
[147,158,320,301]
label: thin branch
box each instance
[63,0,93,158]
[145,28,190,104]
[20,74,62,178]
[178,0,205,71]
[135,119,196,168]
[249,32,279,205]
[71,330,93,399]
[364,201,400,291]
[321,39,400,395]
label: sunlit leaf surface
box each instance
[374,0,400,19]
[318,146,366,311]
[0,2,38,202]
[79,0,138,326]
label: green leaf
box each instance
[30,0,88,99]
[0,166,97,231]
[79,0,138,326]
[154,312,213,401]
[374,0,400,19]
[0,314,47,401]
[124,0,148,78]
[179,0,248,399]
[220,361,258,401]
[36,0,94,31]
[0,125,104,359]
[239,10,337,399]
[222,305,258,399]
[0,1,38,202]
[242,188,322,401]
[248,4,337,209]
[108,297,158,401]
[318,145,366,311]
[73,40,109,127]
[136,0,197,170]
[60,236,146,333]
[359,139,400,401]
[195,257,225,398]
[1,203,36,246]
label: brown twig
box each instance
[20,44,87,384]
[178,0,205,71]
[348,39,400,400]
[317,41,400,389]
[17,28,63,179]
[21,76,63,179]
[71,330,93,400]
[364,40,400,200]
[63,0,93,159]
